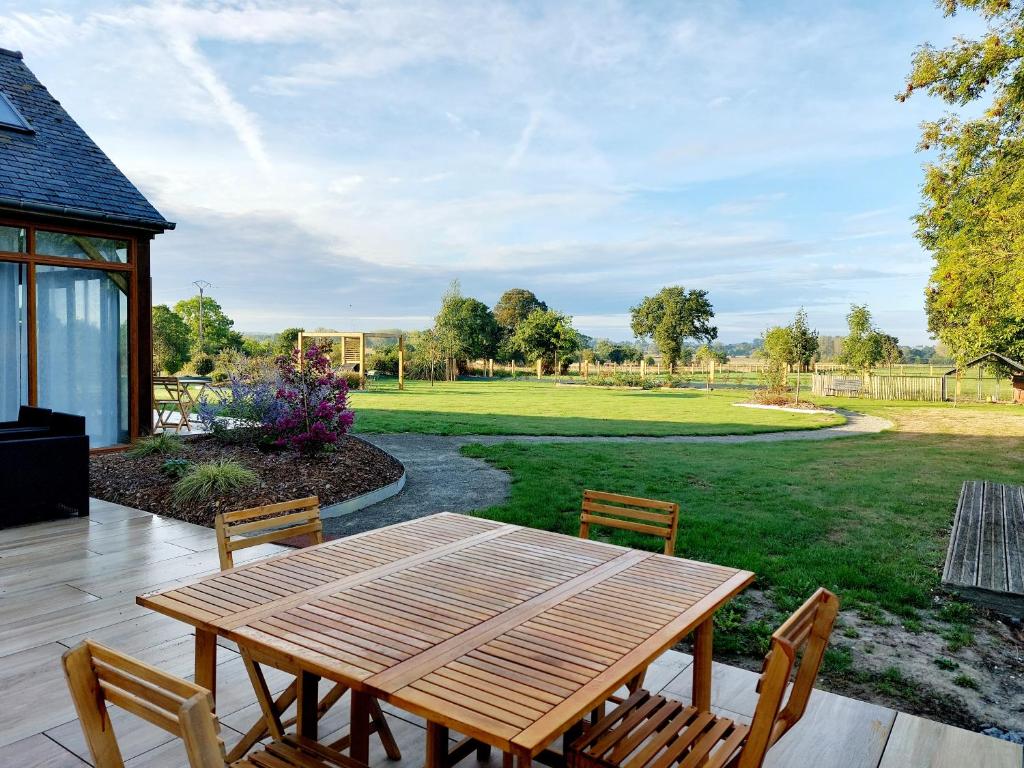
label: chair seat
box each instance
[233,735,364,768]
[570,691,750,768]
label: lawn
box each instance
[460,410,1024,727]
[349,379,844,436]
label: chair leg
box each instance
[229,656,295,761]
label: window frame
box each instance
[0,217,139,449]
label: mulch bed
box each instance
[90,434,404,527]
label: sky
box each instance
[0,0,982,343]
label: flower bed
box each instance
[90,434,403,527]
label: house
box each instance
[0,48,173,449]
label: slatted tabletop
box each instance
[139,512,754,761]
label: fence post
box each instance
[537,359,543,380]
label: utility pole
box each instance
[192,280,212,354]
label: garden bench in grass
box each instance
[942,480,1024,617]
[827,377,863,397]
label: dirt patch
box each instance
[688,588,1024,731]
[90,435,404,527]
[889,407,1024,437]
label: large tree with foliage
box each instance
[152,305,191,374]
[173,294,243,356]
[837,305,898,373]
[433,282,500,377]
[275,327,304,357]
[511,309,583,373]
[900,0,1024,361]
[494,289,547,334]
[630,286,717,370]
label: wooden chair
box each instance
[154,376,196,434]
[568,588,840,768]
[62,639,361,768]
[579,490,680,556]
[215,496,325,570]
[580,490,681,702]
[215,498,400,763]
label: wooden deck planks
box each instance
[879,713,1023,768]
[943,481,1024,615]
[2,500,1022,767]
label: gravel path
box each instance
[321,409,891,538]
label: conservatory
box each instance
[0,49,173,448]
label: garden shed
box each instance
[0,49,174,449]
[943,352,1024,404]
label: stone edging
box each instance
[733,402,836,415]
[320,434,407,519]
[321,471,406,519]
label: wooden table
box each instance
[138,513,754,767]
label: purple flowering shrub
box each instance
[272,344,355,455]
[197,370,287,446]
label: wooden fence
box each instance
[813,373,947,402]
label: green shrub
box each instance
[128,433,183,457]
[367,343,400,376]
[172,460,257,503]
[160,458,192,479]
[192,355,215,376]
[933,657,959,671]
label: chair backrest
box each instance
[154,376,183,400]
[738,588,839,768]
[62,640,226,768]
[579,490,680,555]
[215,496,322,570]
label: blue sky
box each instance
[0,0,978,343]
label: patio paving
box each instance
[0,500,1020,768]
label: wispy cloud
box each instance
[0,0,968,343]
[506,110,541,170]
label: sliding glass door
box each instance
[35,266,130,446]
[0,260,27,421]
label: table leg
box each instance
[692,617,713,711]
[195,629,217,702]
[296,671,320,740]
[425,721,449,768]
[350,690,371,765]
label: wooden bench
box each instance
[826,377,863,397]
[942,481,1024,617]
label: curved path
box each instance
[322,409,891,538]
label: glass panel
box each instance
[0,92,31,131]
[36,266,130,447]
[0,261,28,420]
[0,225,26,252]
[36,231,129,263]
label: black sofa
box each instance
[0,406,89,526]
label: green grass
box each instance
[348,380,844,436]
[461,428,1024,613]
[127,432,183,457]
[172,460,258,504]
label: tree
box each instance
[837,305,884,372]
[899,0,1024,361]
[694,343,728,390]
[275,328,304,357]
[494,289,547,335]
[511,309,583,374]
[878,334,904,374]
[173,294,243,356]
[152,305,190,374]
[630,286,717,370]
[761,326,798,397]
[789,308,819,402]
[433,281,500,379]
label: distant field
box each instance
[348,379,844,436]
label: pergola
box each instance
[297,331,405,390]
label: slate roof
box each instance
[0,49,173,231]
